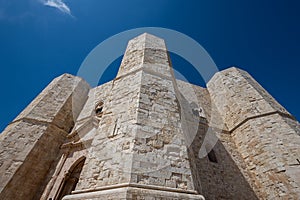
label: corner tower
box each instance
[0,74,90,200]
[41,33,205,200]
[207,67,300,199]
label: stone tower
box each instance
[0,33,299,200]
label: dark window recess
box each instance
[208,149,218,163]
[95,102,104,118]
[96,107,103,114]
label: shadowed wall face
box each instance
[0,74,90,200]
[176,80,259,199]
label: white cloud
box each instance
[43,0,72,16]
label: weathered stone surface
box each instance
[207,67,300,199]
[0,74,90,200]
[13,74,90,132]
[231,114,300,199]
[117,33,172,79]
[207,67,291,131]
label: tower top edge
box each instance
[129,32,166,46]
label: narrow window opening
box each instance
[208,149,218,163]
[95,102,104,118]
[96,107,103,115]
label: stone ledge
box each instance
[72,183,199,195]
[63,185,204,200]
[8,117,69,135]
[229,110,296,133]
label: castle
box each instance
[0,33,299,200]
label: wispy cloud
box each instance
[43,0,73,16]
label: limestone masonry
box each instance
[0,33,299,200]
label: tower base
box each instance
[63,184,205,200]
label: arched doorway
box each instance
[56,157,85,200]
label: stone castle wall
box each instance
[0,33,299,200]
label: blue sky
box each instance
[0,0,299,132]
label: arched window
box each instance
[56,158,86,200]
